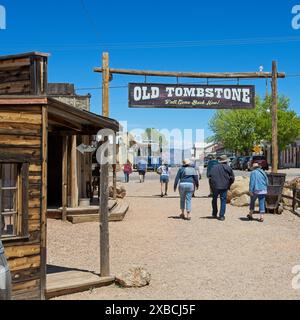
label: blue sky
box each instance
[1,0,300,139]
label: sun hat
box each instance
[219,155,228,164]
[183,159,191,166]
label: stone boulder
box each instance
[227,176,250,203]
[109,185,126,199]
[230,194,251,207]
[281,187,293,207]
[285,177,300,189]
[116,267,151,288]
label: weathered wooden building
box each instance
[0,52,119,299]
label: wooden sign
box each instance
[129,83,255,109]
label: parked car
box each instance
[228,157,235,167]
[230,157,238,169]
[231,157,244,170]
[248,155,269,171]
[240,156,251,171]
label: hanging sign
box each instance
[129,83,255,109]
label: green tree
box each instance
[142,128,168,147]
[209,96,300,154]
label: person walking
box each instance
[191,157,202,197]
[137,158,148,183]
[207,156,219,197]
[157,162,171,197]
[209,155,235,221]
[122,161,133,183]
[247,163,269,223]
[174,159,199,221]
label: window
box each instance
[0,163,29,239]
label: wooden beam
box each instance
[272,61,279,173]
[102,53,110,117]
[94,67,286,79]
[70,136,79,208]
[100,52,110,277]
[100,158,110,277]
[62,136,68,221]
[0,97,47,105]
[101,53,117,199]
[112,130,117,200]
[40,106,48,300]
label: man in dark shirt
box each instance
[209,155,235,221]
[206,156,219,197]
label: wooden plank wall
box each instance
[0,58,31,95]
[0,55,48,95]
[0,104,43,300]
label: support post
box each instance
[40,106,48,300]
[70,135,78,207]
[62,136,68,221]
[100,52,110,277]
[271,61,278,173]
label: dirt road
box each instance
[48,173,300,300]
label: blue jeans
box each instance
[250,194,266,213]
[124,173,130,183]
[212,189,228,217]
[179,183,194,212]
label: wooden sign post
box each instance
[95,60,285,174]
[94,57,285,248]
[271,61,278,173]
[102,53,117,201]
[100,52,110,277]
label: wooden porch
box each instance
[47,200,129,224]
[46,265,115,299]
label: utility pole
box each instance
[102,52,109,117]
[100,52,110,277]
[102,52,117,200]
[271,61,278,173]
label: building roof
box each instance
[0,96,119,134]
[0,52,50,61]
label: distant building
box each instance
[280,140,300,168]
[48,83,91,111]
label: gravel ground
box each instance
[48,173,300,300]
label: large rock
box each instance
[230,194,250,207]
[285,177,300,189]
[227,176,250,202]
[116,267,151,288]
[282,187,293,207]
[109,185,126,199]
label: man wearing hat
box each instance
[209,155,235,221]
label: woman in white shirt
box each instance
[157,163,171,197]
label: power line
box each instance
[76,85,128,91]
[3,35,300,51]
